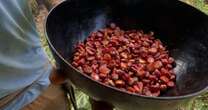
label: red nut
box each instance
[86,46,95,55]
[148,47,158,54]
[103,54,112,61]
[91,73,100,81]
[160,84,167,91]
[147,57,155,63]
[160,76,170,83]
[87,56,95,61]
[127,87,136,93]
[111,73,119,80]
[83,65,93,74]
[168,57,175,64]
[167,81,175,87]
[153,61,163,69]
[120,52,128,59]
[99,65,111,75]
[115,80,125,87]
[72,23,176,97]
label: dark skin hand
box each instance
[49,67,67,85]
[50,66,114,110]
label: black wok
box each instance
[45,0,208,110]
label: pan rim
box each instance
[44,0,208,101]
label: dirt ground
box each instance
[33,0,61,38]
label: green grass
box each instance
[194,0,208,14]
[182,0,208,14]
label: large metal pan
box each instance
[45,0,208,110]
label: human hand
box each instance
[49,67,67,85]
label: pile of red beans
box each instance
[72,23,176,97]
